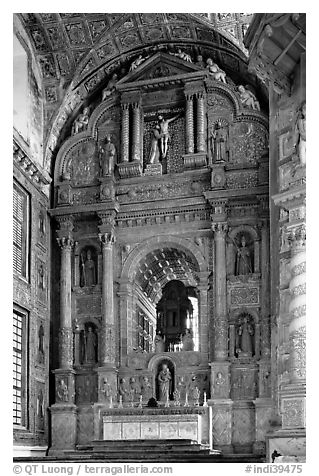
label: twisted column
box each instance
[196,91,206,153]
[132,102,141,162]
[212,223,228,361]
[57,236,74,369]
[185,93,194,153]
[121,103,130,162]
[99,232,116,366]
[288,226,306,382]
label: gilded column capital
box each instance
[56,236,75,250]
[212,222,228,235]
[98,232,115,247]
[97,209,118,233]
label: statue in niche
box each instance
[57,379,68,402]
[182,328,194,351]
[37,324,45,364]
[210,121,229,162]
[238,85,260,111]
[206,58,227,83]
[214,372,226,397]
[294,102,306,165]
[237,316,254,355]
[84,326,97,364]
[101,378,112,402]
[195,55,206,69]
[154,330,165,353]
[235,236,252,275]
[80,249,96,287]
[99,134,116,176]
[158,114,180,159]
[71,107,90,135]
[148,125,162,164]
[141,376,153,401]
[129,54,147,71]
[158,363,172,402]
[119,378,130,403]
[102,73,118,100]
[170,48,192,62]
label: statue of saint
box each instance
[182,328,194,351]
[72,107,90,135]
[129,377,141,401]
[158,363,172,402]
[154,330,165,353]
[210,121,229,162]
[80,249,96,287]
[177,376,187,401]
[173,388,181,405]
[102,74,118,100]
[206,58,227,83]
[119,378,130,403]
[235,236,252,275]
[141,376,153,401]
[214,372,226,397]
[238,85,260,111]
[158,114,180,159]
[84,326,97,363]
[99,135,116,176]
[101,378,112,402]
[171,48,192,62]
[148,125,162,164]
[238,317,254,355]
[129,54,147,71]
[195,55,206,69]
[57,379,68,402]
[294,102,306,165]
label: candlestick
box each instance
[118,396,123,408]
[203,391,208,407]
[184,392,189,407]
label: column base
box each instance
[99,176,116,201]
[208,398,233,449]
[254,397,273,456]
[117,161,142,178]
[210,162,226,189]
[183,152,208,170]
[279,380,306,429]
[48,404,77,454]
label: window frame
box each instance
[13,305,29,430]
[13,179,30,282]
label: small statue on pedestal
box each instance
[119,378,130,403]
[173,389,181,406]
[214,371,226,397]
[294,102,306,166]
[238,85,260,111]
[182,328,194,351]
[210,121,229,162]
[99,135,116,176]
[158,363,172,402]
[129,377,141,402]
[101,378,112,403]
[72,107,90,135]
[195,55,206,69]
[141,376,153,402]
[154,330,165,353]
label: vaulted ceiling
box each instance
[14,13,261,172]
[134,247,200,304]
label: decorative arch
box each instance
[228,224,260,241]
[229,306,260,324]
[121,235,208,283]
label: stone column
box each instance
[132,101,141,162]
[118,279,134,366]
[121,103,130,162]
[98,231,116,366]
[260,220,271,358]
[185,93,194,153]
[212,223,228,361]
[57,236,74,369]
[196,91,206,153]
[197,272,210,354]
